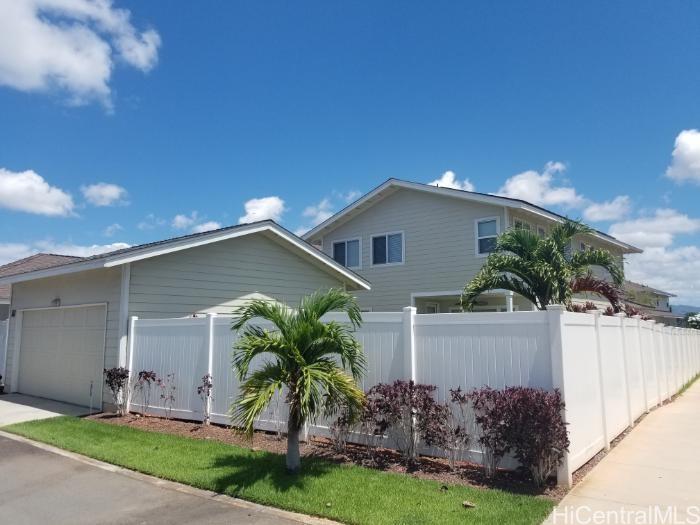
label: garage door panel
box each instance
[18,305,106,409]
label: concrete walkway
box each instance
[0,394,91,426]
[545,381,700,524]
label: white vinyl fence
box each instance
[125,306,700,487]
[0,319,7,380]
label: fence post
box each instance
[402,307,417,382]
[125,316,138,414]
[615,313,634,428]
[588,310,610,451]
[632,316,649,413]
[546,305,572,488]
[206,313,217,425]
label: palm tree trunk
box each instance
[286,424,301,473]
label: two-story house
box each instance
[623,281,683,325]
[304,179,642,313]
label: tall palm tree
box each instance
[231,289,366,473]
[462,220,624,311]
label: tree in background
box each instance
[462,220,623,311]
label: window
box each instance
[423,302,440,314]
[514,219,530,231]
[537,226,546,238]
[475,217,499,256]
[579,242,591,252]
[371,232,403,265]
[332,238,360,268]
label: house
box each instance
[303,178,641,313]
[0,254,82,321]
[623,281,684,326]
[0,221,369,409]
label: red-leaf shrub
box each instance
[104,367,130,416]
[501,387,569,486]
[441,388,473,470]
[364,380,445,464]
[468,387,510,477]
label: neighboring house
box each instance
[623,280,684,326]
[304,178,641,313]
[0,254,80,321]
[0,221,369,409]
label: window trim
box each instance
[537,225,546,238]
[423,301,440,314]
[474,217,501,258]
[370,230,405,267]
[331,237,362,270]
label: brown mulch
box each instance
[88,412,564,500]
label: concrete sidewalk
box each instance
[544,380,700,524]
[0,393,90,425]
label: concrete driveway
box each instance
[0,394,91,426]
[0,434,322,525]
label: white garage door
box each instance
[18,305,106,409]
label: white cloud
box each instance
[0,239,129,265]
[137,213,165,230]
[302,198,334,226]
[665,129,700,184]
[340,190,361,203]
[191,221,221,234]
[81,182,128,206]
[429,170,475,192]
[172,212,198,230]
[102,222,122,237]
[583,195,631,222]
[0,0,161,109]
[609,209,700,249]
[497,161,585,208]
[0,167,74,216]
[238,196,286,224]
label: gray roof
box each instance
[0,253,81,300]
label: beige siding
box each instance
[128,232,343,318]
[5,267,121,392]
[312,188,507,311]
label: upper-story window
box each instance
[514,219,531,231]
[580,241,592,252]
[371,232,403,265]
[332,238,361,269]
[475,217,499,256]
[537,226,546,238]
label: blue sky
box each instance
[2,1,700,303]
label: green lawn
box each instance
[3,417,553,525]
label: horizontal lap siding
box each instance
[128,232,342,319]
[5,267,121,392]
[314,189,507,311]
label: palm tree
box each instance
[462,220,624,311]
[231,289,366,473]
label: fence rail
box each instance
[125,307,700,487]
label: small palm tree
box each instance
[231,289,366,473]
[462,220,623,311]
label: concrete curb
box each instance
[0,429,340,525]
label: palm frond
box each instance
[570,275,623,311]
[570,249,624,285]
[298,288,362,328]
[232,362,285,435]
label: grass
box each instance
[676,372,700,397]
[4,417,553,525]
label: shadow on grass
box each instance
[210,451,336,496]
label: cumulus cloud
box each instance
[609,209,700,249]
[429,170,475,192]
[172,212,198,230]
[0,0,161,109]
[238,196,286,224]
[583,195,631,222]
[497,161,585,208]
[137,213,165,230]
[102,222,122,237]
[302,198,334,226]
[191,221,222,234]
[81,182,128,206]
[0,167,74,216]
[665,129,700,184]
[0,239,130,265]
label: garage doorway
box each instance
[17,304,106,409]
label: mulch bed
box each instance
[87,412,565,500]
